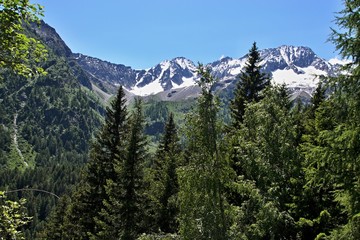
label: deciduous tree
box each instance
[0,191,31,240]
[178,64,230,239]
[0,0,47,77]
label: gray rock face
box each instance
[72,53,138,91]
[74,45,341,101]
[34,22,343,102]
[134,57,197,91]
[30,21,72,58]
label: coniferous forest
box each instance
[1,0,360,239]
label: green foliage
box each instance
[330,0,360,64]
[38,194,70,239]
[150,112,181,233]
[47,87,129,239]
[137,233,180,240]
[0,191,31,240]
[178,64,230,239]
[3,1,360,239]
[300,1,360,239]
[230,42,270,127]
[326,213,360,239]
[0,30,104,237]
[0,0,47,77]
[228,85,301,239]
[98,97,149,240]
[6,133,36,171]
[143,98,195,144]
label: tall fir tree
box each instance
[41,195,71,239]
[228,85,302,239]
[301,81,326,144]
[228,42,271,181]
[152,112,181,233]
[302,1,360,238]
[96,97,148,240]
[55,86,129,239]
[230,42,270,128]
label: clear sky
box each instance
[35,0,343,69]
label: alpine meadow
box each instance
[0,0,359,239]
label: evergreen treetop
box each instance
[152,112,180,234]
[230,42,270,128]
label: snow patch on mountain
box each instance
[210,57,247,80]
[173,76,197,88]
[130,57,198,96]
[272,66,327,88]
[131,79,164,96]
[328,57,352,65]
[76,45,342,100]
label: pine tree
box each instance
[301,81,326,145]
[97,98,148,240]
[41,195,70,239]
[152,112,181,233]
[229,86,301,239]
[62,86,129,238]
[301,1,360,238]
[230,42,270,128]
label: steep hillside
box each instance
[0,22,105,238]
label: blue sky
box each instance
[36,0,343,69]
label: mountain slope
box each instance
[72,53,137,92]
[0,21,105,238]
[131,57,197,95]
[29,20,340,102]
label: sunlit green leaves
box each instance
[0,0,47,77]
[0,191,31,240]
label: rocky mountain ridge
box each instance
[33,21,345,102]
[74,45,343,101]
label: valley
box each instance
[0,3,357,237]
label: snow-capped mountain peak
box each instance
[130,57,197,96]
[126,46,341,97]
[74,45,343,100]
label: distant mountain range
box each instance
[35,21,347,102]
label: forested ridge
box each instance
[1,0,360,239]
[0,1,105,237]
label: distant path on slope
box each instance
[13,113,28,167]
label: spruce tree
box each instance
[302,1,360,238]
[229,86,301,239]
[97,98,148,240]
[41,195,71,239]
[230,42,270,128]
[153,112,180,233]
[62,86,128,238]
[228,42,270,180]
[311,82,326,112]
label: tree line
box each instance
[1,0,359,239]
[43,8,360,236]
